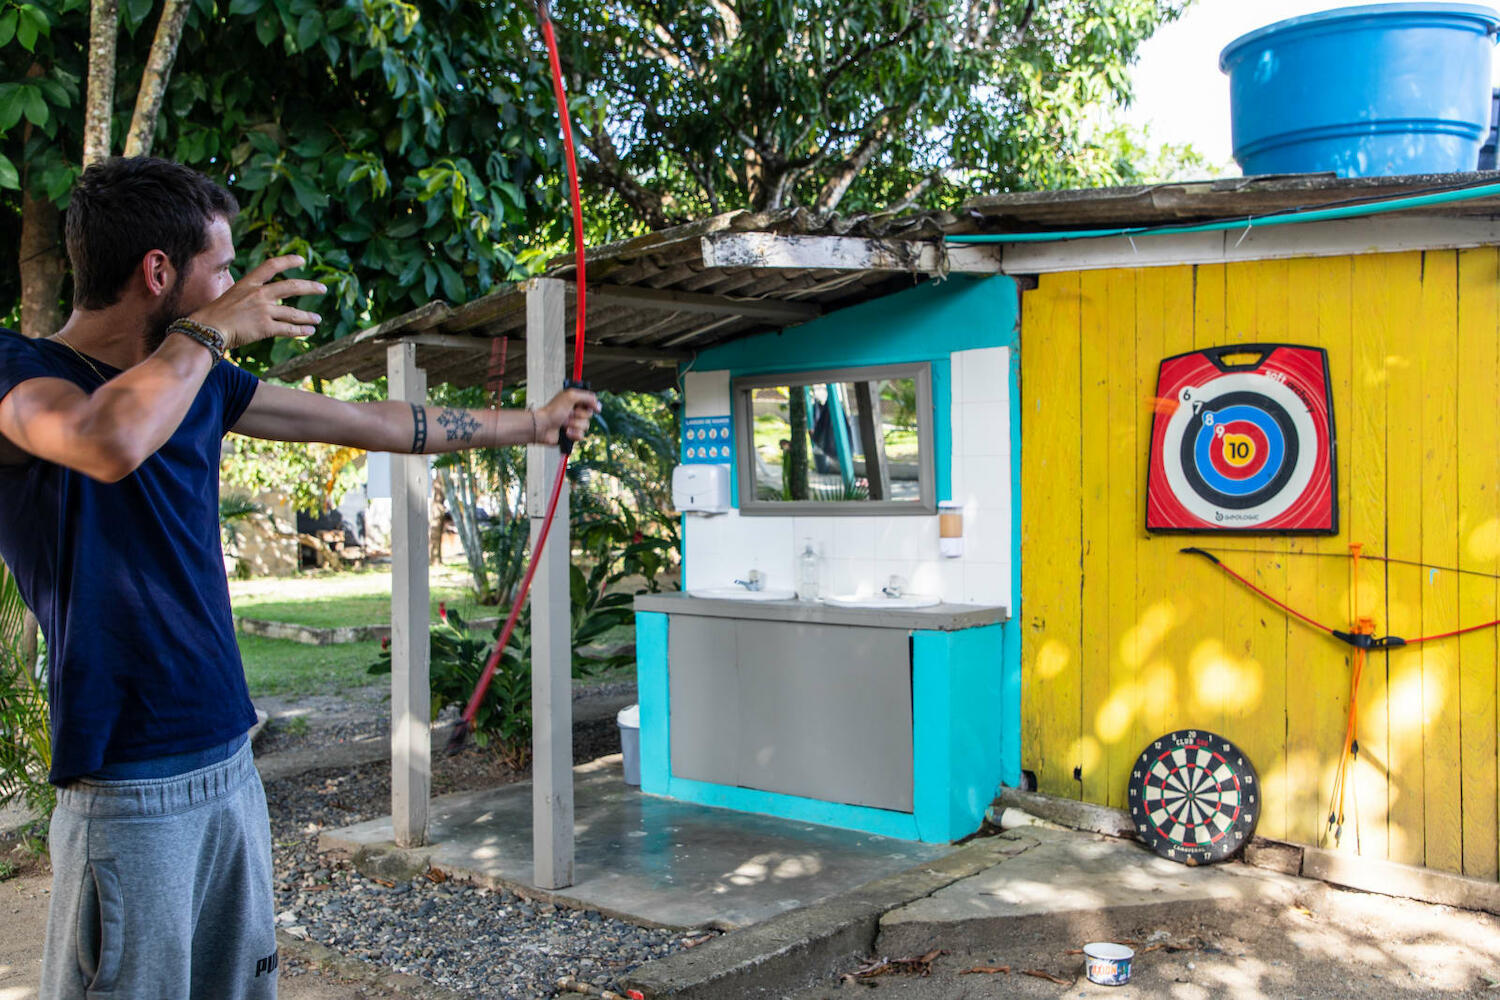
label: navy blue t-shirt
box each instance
[0,328,260,784]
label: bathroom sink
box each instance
[823,593,941,610]
[688,586,798,601]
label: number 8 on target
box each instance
[1146,344,1337,534]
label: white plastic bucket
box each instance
[617,704,641,786]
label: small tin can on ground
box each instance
[1083,942,1134,986]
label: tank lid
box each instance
[1220,3,1500,73]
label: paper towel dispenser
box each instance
[672,464,730,514]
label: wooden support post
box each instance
[387,342,430,848]
[527,278,574,889]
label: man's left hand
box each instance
[535,388,600,446]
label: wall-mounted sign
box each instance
[1147,344,1337,534]
[682,415,733,464]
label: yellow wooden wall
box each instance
[1020,251,1500,879]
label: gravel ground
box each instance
[262,703,705,999]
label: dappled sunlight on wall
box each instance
[1188,639,1263,718]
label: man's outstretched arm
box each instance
[231,381,599,453]
[0,256,323,481]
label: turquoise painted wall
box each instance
[693,275,1018,372]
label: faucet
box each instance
[733,570,765,592]
[882,575,905,599]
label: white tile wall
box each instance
[680,347,1015,612]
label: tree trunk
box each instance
[19,192,65,338]
[123,0,191,157]
[787,389,809,501]
[20,613,38,677]
[83,0,118,168]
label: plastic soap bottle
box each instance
[797,538,821,601]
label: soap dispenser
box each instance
[797,538,821,602]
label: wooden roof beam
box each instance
[396,332,688,367]
[583,282,821,324]
[700,232,1002,274]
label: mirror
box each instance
[733,363,934,514]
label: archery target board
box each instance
[1128,729,1260,865]
[1147,344,1337,533]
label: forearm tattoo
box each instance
[435,407,481,445]
[409,403,427,453]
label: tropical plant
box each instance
[0,559,52,822]
[369,604,533,767]
[218,491,266,546]
[368,522,676,761]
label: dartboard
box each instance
[1147,344,1336,533]
[1128,729,1259,865]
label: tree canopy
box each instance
[0,0,1194,357]
[0,0,568,367]
[553,0,1193,238]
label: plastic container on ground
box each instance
[1220,3,1500,177]
[618,704,640,786]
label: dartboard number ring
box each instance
[1128,729,1259,865]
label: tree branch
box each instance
[813,113,893,214]
[575,122,674,229]
[823,12,932,93]
[124,0,191,157]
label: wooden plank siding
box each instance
[1018,251,1500,879]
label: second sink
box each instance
[823,593,941,609]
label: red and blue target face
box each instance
[1148,346,1336,533]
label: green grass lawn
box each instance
[234,559,643,701]
[230,561,487,629]
[238,634,383,699]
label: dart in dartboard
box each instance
[1128,729,1260,865]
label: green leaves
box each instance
[554,0,1191,228]
[7,3,51,51]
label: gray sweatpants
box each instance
[40,740,278,999]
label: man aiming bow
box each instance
[0,155,598,999]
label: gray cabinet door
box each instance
[668,617,913,813]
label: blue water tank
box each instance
[1220,3,1500,177]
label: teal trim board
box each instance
[664,776,921,841]
[1001,335,1022,787]
[635,612,671,795]
[931,360,951,501]
[911,624,1005,842]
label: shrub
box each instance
[0,561,52,825]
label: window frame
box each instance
[732,362,936,517]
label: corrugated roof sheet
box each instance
[266,172,1500,391]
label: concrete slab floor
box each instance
[878,826,1303,954]
[319,756,951,931]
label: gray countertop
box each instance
[633,592,1009,631]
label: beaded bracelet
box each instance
[166,317,227,363]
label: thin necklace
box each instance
[53,335,109,384]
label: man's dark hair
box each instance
[65,157,239,310]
